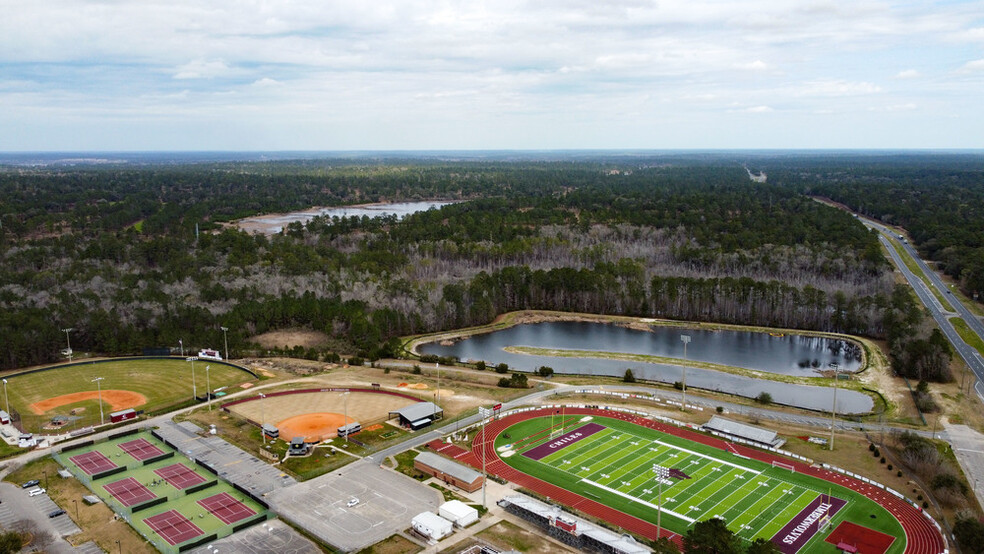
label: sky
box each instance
[2,0,983,151]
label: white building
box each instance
[439,500,478,528]
[411,511,453,540]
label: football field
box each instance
[496,414,903,553]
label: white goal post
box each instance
[771,460,795,473]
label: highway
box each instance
[861,216,984,401]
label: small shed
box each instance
[411,511,453,540]
[439,500,478,527]
[110,408,136,423]
[0,410,10,424]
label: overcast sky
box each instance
[2,0,983,151]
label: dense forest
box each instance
[0,153,973,383]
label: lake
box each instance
[418,321,873,413]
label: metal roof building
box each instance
[390,402,443,429]
[703,415,785,448]
[414,451,484,492]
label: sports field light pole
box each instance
[186,356,198,401]
[680,335,691,411]
[62,327,74,362]
[220,326,229,361]
[829,363,839,451]
[2,378,8,415]
[653,465,670,541]
[479,406,493,508]
[206,365,212,411]
[92,377,105,426]
[179,339,184,357]
[342,392,350,443]
[259,393,267,445]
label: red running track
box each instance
[451,407,945,554]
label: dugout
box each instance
[414,451,484,492]
[110,409,137,423]
[288,437,309,456]
[0,410,9,425]
[391,402,442,430]
[262,423,279,439]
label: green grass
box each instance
[58,431,267,552]
[950,317,984,358]
[5,358,257,432]
[497,416,905,553]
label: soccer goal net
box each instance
[771,460,795,473]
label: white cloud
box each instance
[895,69,920,79]
[173,59,232,80]
[958,59,984,72]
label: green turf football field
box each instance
[496,415,904,553]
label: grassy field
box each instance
[57,431,267,553]
[950,317,984,358]
[497,415,905,553]
[4,358,257,432]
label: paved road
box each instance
[862,217,984,398]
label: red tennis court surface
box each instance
[119,437,165,461]
[825,521,896,554]
[69,451,118,475]
[104,477,157,507]
[154,463,207,490]
[144,509,204,546]
[198,492,257,525]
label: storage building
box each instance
[110,409,137,423]
[439,500,478,527]
[411,511,453,540]
[390,402,443,430]
[0,410,10,425]
[414,451,484,492]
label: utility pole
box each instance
[829,364,838,451]
[221,326,229,361]
[680,335,691,410]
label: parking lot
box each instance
[269,459,441,552]
[0,482,82,554]
[184,518,320,554]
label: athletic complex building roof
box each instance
[414,451,482,484]
[703,415,785,448]
[390,402,443,424]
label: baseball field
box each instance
[4,358,257,432]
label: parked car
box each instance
[28,488,46,497]
[21,480,39,489]
[346,498,360,508]
[48,509,66,518]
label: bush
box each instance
[873,449,880,457]
[755,392,773,405]
[880,457,886,464]
[538,366,554,378]
[923,501,929,509]
[716,406,724,414]
[623,369,636,383]
[497,373,529,389]
[347,356,363,366]
[475,360,486,371]
[869,443,876,451]
[673,381,683,390]
[898,470,903,477]
[887,464,893,470]
[383,367,390,374]
[412,365,421,375]
[495,363,509,374]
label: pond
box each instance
[418,321,873,413]
[235,200,456,234]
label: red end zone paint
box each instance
[771,494,847,553]
[521,423,606,460]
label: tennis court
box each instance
[119,437,165,461]
[104,476,157,507]
[198,492,257,525]
[144,509,204,546]
[69,451,118,475]
[154,463,208,490]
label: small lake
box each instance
[236,200,456,234]
[418,321,872,413]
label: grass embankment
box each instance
[4,358,257,432]
[950,317,984,358]
[5,458,155,554]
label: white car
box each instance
[28,488,46,497]
[346,498,359,508]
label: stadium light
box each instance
[680,335,691,411]
[220,326,229,361]
[62,328,74,361]
[2,378,8,415]
[653,465,671,541]
[186,356,198,401]
[259,393,267,445]
[206,365,211,411]
[342,392,350,443]
[435,363,440,421]
[829,362,839,451]
[92,377,105,426]
[179,339,183,357]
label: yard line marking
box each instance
[582,478,695,523]
[653,439,761,474]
